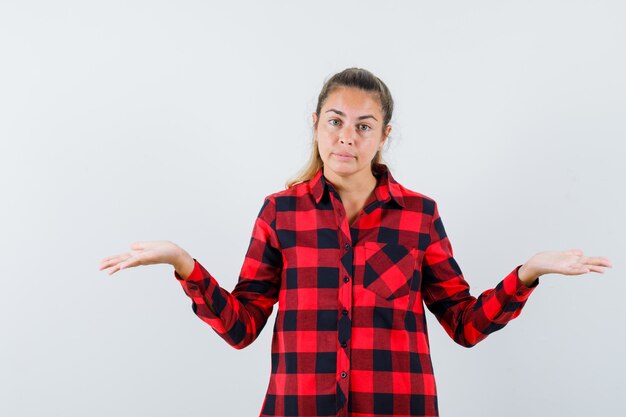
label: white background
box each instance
[1,1,624,416]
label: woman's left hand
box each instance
[518,249,613,287]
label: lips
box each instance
[333,152,355,158]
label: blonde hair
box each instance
[285,67,394,189]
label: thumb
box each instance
[130,241,145,251]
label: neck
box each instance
[323,166,378,196]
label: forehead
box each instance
[322,87,382,116]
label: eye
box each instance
[359,124,371,131]
[328,118,341,126]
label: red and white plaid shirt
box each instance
[175,164,538,417]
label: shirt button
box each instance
[343,276,349,283]
[340,372,347,378]
[342,309,348,316]
[344,243,350,251]
[341,342,347,348]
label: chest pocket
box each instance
[363,241,417,301]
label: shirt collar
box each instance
[310,164,406,208]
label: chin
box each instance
[325,162,360,177]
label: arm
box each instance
[174,196,283,350]
[421,201,538,348]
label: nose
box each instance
[339,124,356,145]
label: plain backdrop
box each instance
[1,1,624,416]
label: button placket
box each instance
[331,191,352,415]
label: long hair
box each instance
[285,68,394,188]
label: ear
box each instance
[312,112,319,143]
[381,124,392,147]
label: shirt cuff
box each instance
[502,264,539,301]
[174,258,221,319]
[174,258,202,281]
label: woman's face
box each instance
[312,86,391,183]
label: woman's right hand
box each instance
[98,240,188,276]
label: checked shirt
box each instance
[175,164,539,417]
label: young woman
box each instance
[99,68,612,417]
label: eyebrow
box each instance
[325,108,378,121]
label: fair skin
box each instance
[312,86,391,226]
[99,87,613,286]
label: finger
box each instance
[105,264,120,276]
[565,262,589,274]
[99,252,130,266]
[99,254,131,270]
[110,264,125,275]
[99,259,119,270]
[112,257,135,274]
[581,256,612,268]
[118,253,144,270]
[587,265,608,273]
[588,256,613,268]
[101,259,127,275]
[99,256,119,268]
[99,264,114,275]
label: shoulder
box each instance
[259,180,312,211]
[268,180,310,199]
[390,177,439,216]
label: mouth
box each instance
[333,152,355,158]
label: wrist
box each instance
[518,263,539,287]
[174,248,195,280]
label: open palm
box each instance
[98,240,182,276]
[527,249,612,277]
